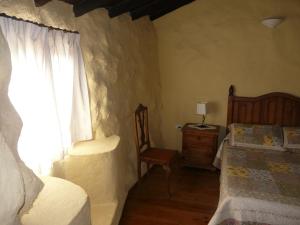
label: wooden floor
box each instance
[119,163,220,225]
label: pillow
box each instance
[0,133,24,225]
[229,123,284,151]
[283,127,300,152]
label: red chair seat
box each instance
[140,148,177,165]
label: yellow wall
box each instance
[154,0,300,150]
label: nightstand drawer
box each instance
[184,151,214,166]
[181,124,220,170]
[183,147,214,157]
[182,134,215,148]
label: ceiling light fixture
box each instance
[261,17,285,29]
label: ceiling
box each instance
[34,0,195,20]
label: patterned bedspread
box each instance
[209,142,300,225]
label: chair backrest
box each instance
[134,104,151,155]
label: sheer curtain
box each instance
[0,16,92,175]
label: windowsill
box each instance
[69,135,120,156]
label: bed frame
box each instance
[227,85,300,128]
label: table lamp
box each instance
[196,102,208,128]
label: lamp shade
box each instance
[196,102,207,115]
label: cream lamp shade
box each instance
[196,102,207,115]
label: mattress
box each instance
[21,176,91,225]
[209,142,300,225]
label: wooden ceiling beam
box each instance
[63,0,81,3]
[73,0,122,17]
[34,0,195,21]
[34,0,79,7]
[108,0,153,18]
[149,0,194,20]
[107,0,132,18]
[130,0,160,20]
[34,0,52,7]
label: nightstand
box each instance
[181,123,220,170]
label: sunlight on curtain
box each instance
[0,17,92,175]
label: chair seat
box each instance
[140,148,177,165]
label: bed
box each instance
[208,86,300,225]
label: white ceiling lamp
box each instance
[261,17,285,29]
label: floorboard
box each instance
[120,163,220,225]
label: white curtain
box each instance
[0,16,92,175]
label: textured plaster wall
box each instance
[0,0,162,224]
[154,0,300,150]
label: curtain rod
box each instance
[0,12,79,34]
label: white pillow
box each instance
[0,133,24,225]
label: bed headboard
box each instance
[227,85,300,128]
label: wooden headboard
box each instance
[227,85,300,128]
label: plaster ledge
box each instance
[91,202,117,225]
[70,135,120,156]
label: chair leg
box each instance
[147,162,150,173]
[163,165,172,198]
[138,160,142,182]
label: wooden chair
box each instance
[134,104,177,197]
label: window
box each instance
[0,16,92,175]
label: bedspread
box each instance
[209,143,300,225]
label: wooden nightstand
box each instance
[181,123,220,170]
